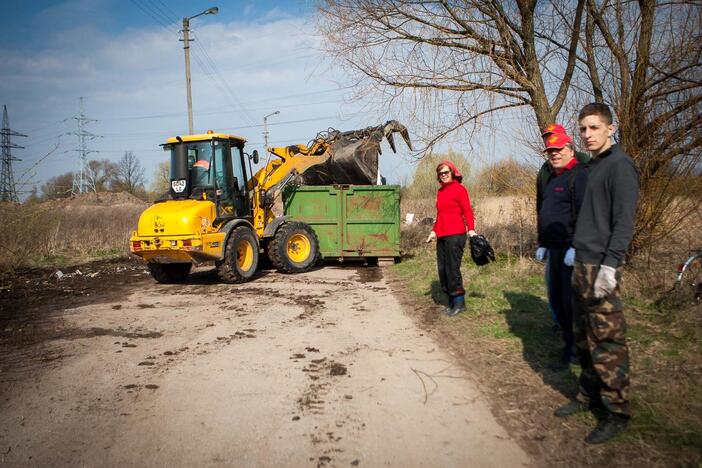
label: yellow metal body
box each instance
[286,233,312,263]
[130,131,332,264]
[165,132,246,145]
[130,199,226,263]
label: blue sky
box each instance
[1,0,531,198]
[0,0,419,196]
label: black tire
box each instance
[217,225,259,283]
[268,222,319,274]
[148,262,192,283]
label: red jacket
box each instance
[433,180,475,237]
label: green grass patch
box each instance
[93,247,124,258]
[394,244,702,463]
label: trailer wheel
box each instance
[147,262,192,283]
[268,222,319,274]
[217,225,259,283]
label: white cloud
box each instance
[2,9,418,197]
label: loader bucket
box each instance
[298,120,412,185]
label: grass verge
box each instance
[392,243,701,467]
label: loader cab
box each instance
[164,132,251,219]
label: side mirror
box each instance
[252,150,259,165]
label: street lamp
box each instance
[182,6,219,135]
[263,111,280,151]
[262,111,280,173]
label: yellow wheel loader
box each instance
[129,121,411,284]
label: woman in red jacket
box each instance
[426,160,476,316]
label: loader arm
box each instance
[247,121,412,237]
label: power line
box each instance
[132,0,258,128]
[1,105,27,202]
[94,87,353,122]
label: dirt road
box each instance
[0,260,529,467]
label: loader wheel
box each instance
[217,225,259,283]
[147,262,192,283]
[268,222,319,274]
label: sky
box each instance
[0,0,525,198]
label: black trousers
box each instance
[546,246,575,350]
[436,234,466,296]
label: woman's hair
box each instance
[436,163,462,183]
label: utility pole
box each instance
[68,97,100,194]
[182,17,194,135]
[0,105,26,203]
[181,7,219,135]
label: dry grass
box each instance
[401,195,537,257]
[0,195,145,274]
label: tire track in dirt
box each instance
[0,262,530,467]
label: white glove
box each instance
[535,247,547,262]
[426,231,437,243]
[563,247,575,267]
[468,230,477,237]
[593,265,617,298]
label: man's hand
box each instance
[593,265,617,298]
[535,247,547,262]
[426,231,437,243]
[563,247,575,267]
[468,230,477,237]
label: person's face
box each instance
[437,165,453,183]
[545,145,575,170]
[579,114,614,155]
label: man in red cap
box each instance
[536,125,590,334]
[536,126,588,368]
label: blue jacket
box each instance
[537,160,588,248]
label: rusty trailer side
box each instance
[282,185,401,261]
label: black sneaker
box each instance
[585,413,629,444]
[554,400,589,418]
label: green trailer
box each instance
[282,185,401,262]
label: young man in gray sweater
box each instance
[553,103,640,444]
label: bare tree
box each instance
[575,0,702,249]
[319,0,702,250]
[318,0,585,149]
[84,160,118,193]
[114,151,145,195]
[41,172,74,200]
[151,161,171,195]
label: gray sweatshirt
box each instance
[573,144,640,268]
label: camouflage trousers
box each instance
[572,262,631,417]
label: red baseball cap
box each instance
[544,131,573,150]
[541,123,567,136]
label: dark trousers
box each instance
[546,246,575,351]
[436,234,466,296]
[572,262,630,417]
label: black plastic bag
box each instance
[470,234,495,266]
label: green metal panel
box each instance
[282,186,341,257]
[283,185,400,259]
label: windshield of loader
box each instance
[180,142,213,188]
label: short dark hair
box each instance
[578,102,613,124]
